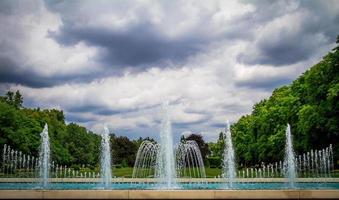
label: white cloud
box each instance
[9,41,272,141]
[0,0,100,77]
[2,0,339,142]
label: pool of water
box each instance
[0,182,338,190]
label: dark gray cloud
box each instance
[48,21,211,69]
[66,104,130,116]
[173,118,208,128]
[66,101,159,118]
[1,0,339,141]
[0,34,102,88]
[0,0,218,87]
[210,122,227,129]
[235,76,293,90]
[237,34,325,66]
[0,0,100,87]
[0,62,103,88]
[237,0,339,66]
[66,113,96,123]
[0,54,56,87]
[43,0,220,70]
[46,0,339,70]
[0,69,75,88]
[1,0,338,89]
[66,105,104,114]
[115,127,159,141]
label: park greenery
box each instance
[0,36,338,176]
[231,36,339,167]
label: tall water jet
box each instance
[222,120,236,188]
[100,126,112,189]
[132,102,206,185]
[155,102,177,188]
[284,124,297,188]
[39,124,50,188]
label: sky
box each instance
[0,0,338,142]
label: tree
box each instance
[180,135,186,143]
[185,134,210,164]
[14,90,23,108]
[3,90,23,109]
[65,123,100,166]
[232,35,339,167]
[208,132,225,159]
[0,91,101,167]
[111,136,138,167]
[4,91,14,106]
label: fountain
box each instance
[39,124,50,188]
[100,126,112,189]
[0,118,337,198]
[222,120,236,188]
[132,141,158,179]
[284,124,296,188]
[176,140,206,179]
[132,102,206,188]
[155,102,177,188]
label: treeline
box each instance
[110,135,153,167]
[0,93,100,167]
[0,91,210,168]
[231,36,339,167]
[0,93,150,168]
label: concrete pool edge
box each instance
[1,178,339,183]
[0,190,339,199]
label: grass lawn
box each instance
[205,167,222,178]
[113,167,134,178]
[1,167,337,178]
[112,167,339,178]
[112,167,222,178]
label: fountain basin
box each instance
[1,178,339,183]
[0,179,338,190]
[0,189,339,199]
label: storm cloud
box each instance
[50,22,212,68]
[237,0,339,66]
[1,0,338,141]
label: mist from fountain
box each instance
[132,102,206,188]
[132,140,158,179]
[155,102,178,188]
[284,124,297,188]
[177,140,206,179]
[39,124,50,188]
[222,120,236,188]
[100,126,112,189]
[132,140,206,181]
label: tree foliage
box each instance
[0,92,100,166]
[184,133,210,164]
[231,36,339,166]
[110,135,138,167]
[0,92,152,167]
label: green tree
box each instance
[14,90,23,108]
[0,91,101,167]
[111,135,138,167]
[3,90,23,109]
[232,35,339,167]
[185,134,210,164]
